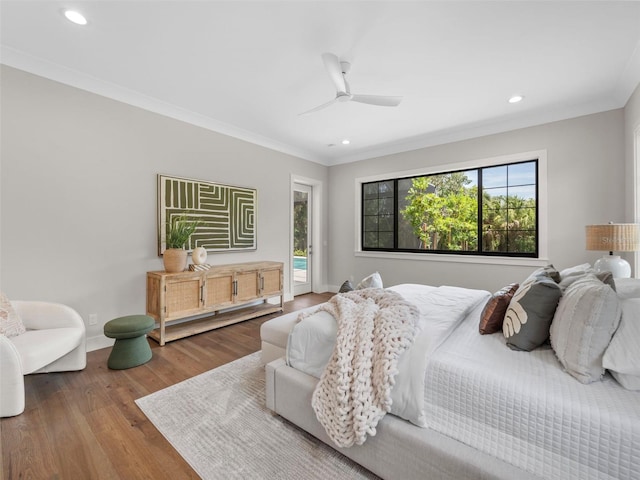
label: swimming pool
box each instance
[293,256,307,270]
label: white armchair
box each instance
[0,301,86,417]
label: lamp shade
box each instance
[585,223,640,252]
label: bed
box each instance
[264,275,640,480]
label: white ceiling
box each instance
[2,1,640,166]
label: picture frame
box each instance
[158,174,257,254]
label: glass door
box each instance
[293,183,312,295]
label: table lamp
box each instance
[585,223,640,278]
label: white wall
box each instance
[327,110,626,292]
[0,66,329,349]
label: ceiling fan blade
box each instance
[299,97,339,115]
[321,53,347,93]
[350,94,403,107]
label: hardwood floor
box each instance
[1,292,333,480]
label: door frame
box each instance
[290,175,323,299]
[293,183,312,296]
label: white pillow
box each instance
[0,291,26,337]
[559,263,592,279]
[287,310,336,378]
[356,272,383,289]
[559,268,616,293]
[613,278,640,300]
[603,298,640,390]
[550,274,621,384]
[558,263,592,291]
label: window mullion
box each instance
[394,179,399,249]
[478,168,483,254]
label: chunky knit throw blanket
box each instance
[309,288,419,448]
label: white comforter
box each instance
[424,309,640,480]
[287,284,490,427]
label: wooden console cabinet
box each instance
[146,261,283,345]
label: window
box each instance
[362,159,538,257]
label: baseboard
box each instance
[284,284,334,302]
[313,284,332,293]
[86,334,114,352]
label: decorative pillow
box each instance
[603,298,640,390]
[0,292,26,337]
[558,263,592,291]
[503,274,561,351]
[356,272,383,289]
[558,263,616,292]
[338,280,354,293]
[550,274,622,384]
[479,283,519,334]
[613,278,640,299]
[559,263,592,279]
[535,264,561,283]
[596,271,616,292]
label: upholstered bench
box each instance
[103,315,155,370]
[260,305,319,364]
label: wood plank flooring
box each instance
[1,292,333,480]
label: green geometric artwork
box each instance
[158,174,257,253]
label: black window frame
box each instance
[361,159,539,258]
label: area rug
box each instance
[135,352,378,480]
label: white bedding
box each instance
[287,282,640,479]
[287,283,490,426]
[424,313,640,480]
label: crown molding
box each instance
[0,46,328,165]
[2,45,636,169]
[328,97,622,166]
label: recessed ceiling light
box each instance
[508,95,524,104]
[341,139,350,145]
[64,10,87,25]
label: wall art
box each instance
[158,174,256,254]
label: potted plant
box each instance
[163,214,199,273]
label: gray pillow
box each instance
[534,264,561,283]
[503,274,561,351]
[596,271,616,291]
[550,274,622,384]
[338,280,354,293]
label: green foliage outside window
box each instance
[402,175,478,251]
[482,191,536,253]
[293,191,308,256]
[363,160,537,256]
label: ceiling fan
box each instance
[300,53,403,115]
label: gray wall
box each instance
[327,109,626,292]
[0,66,329,348]
[2,63,637,348]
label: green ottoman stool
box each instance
[104,315,155,370]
